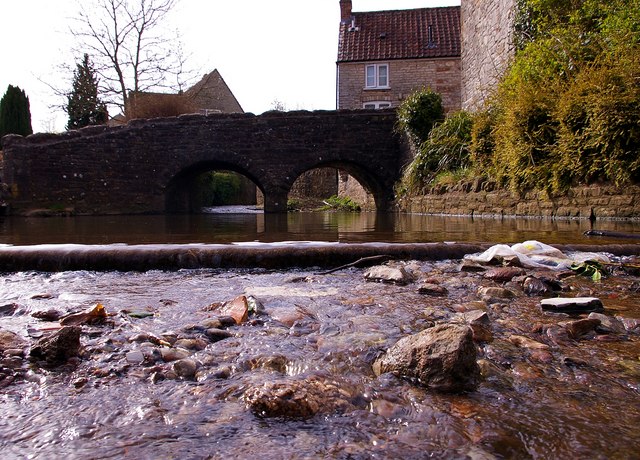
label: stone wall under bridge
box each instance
[2,110,410,215]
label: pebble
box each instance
[160,348,191,362]
[173,358,198,379]
[509,334,550,350]
[478,287,514,299]
[484,267,526,282]
[561,318,601,339]
[125,350,145,364]
[417,283,448,296]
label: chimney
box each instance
[340,0,352,24]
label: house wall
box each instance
[461,0,516,110]
[337,57,461,111]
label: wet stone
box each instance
[219,296,249,325]
[0,303,19,316]
[618,317,640,333]
[478,287,515,299]
[523,276,552,296]
[160,348,191,362]
[484,267,526,282]
[364,265,413,285]
[373,324,480,393]
[0,330,28,353]
[540,297,604,313]
[417,283,448,296]
[562,318,601,339]
[125,350,145,364]
[30,326,82,365]
[205,328,233,343]
[244,375,361,419]
[31,308,63,321]
[172,358,198,379]
[587,313,626,334]
[509,334,550,350]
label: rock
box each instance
[0,303,19,316]
[478,286,514,299]
[460,311,492,343]
[219,296,249,325]
[205,328,233,343]
[417,283,448,296]
[618,317,640,333]
[459,260,486,273]
[31,309,63,321]
[509,334,550,350]
[540,297,604,313]
[484,267,526,282]
[587,313,626,334]
[125,350,145,364]
[173,338,208,350]
[523,276,552,296]
[373,324,480,393]
[0,330,28,352]
[244,375,361,418]
[561,318,601,339]
[160,347,191,362]
[172,358,198,379]
[30,326,81,364]
[545,325,572,346]
[364,265,412,285]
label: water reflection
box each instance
[0,212,638,245]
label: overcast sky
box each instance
[1,0,460,133]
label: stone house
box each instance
[336,0,462,112]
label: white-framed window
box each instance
[365,63,389,89]
[363,101,392,109]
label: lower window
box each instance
[363,101,392,109]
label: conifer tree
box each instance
[66,53,108,130]
[0,85,33,145]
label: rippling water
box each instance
[1,261,639,459]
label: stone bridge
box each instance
[2,109,410,214]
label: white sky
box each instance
[0,0,460,133]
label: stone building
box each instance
[336,0,462,112]
[461,0,516,110]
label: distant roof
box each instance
[337,6,460,63]
[186,69,243,114]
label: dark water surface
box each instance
[1,211,639,245]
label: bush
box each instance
[485,0,640,193]
[396,88,444,144]
[320,195,361,212]
[400,111,473,194]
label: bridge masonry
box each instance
[2,109,410,215]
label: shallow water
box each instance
[1,259,639,459]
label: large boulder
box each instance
[373,324,480,393]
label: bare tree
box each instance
[70,0,194,117]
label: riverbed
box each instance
[1,247,639,459]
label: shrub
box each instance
[396,88,444,144]
[320,195,361,212]
[400,111,473,194]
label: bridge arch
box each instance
[1,110,409,215]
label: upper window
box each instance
[365,64,389,89]
[363,101,392,109]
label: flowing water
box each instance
[0,211,639,459]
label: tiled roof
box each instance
[337,6,460,63]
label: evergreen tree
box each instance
[0,85,33,145]
[66,53,108,130]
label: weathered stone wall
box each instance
[461,0,516,110]
[399,181,640,219]
[337,57,461,112]
[2,110,408,215]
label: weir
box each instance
[0,242,639,272]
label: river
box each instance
[0,211,639,245]
[0,211,639,459]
